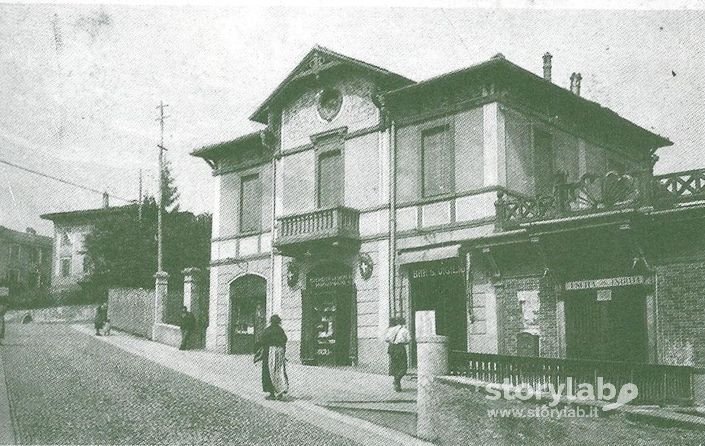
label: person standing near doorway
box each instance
[179,306,196,350]
[257,314,289,400]
[385,317,411,392]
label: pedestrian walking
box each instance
[94,303,107,336]
[0,301,7,345]
[256,314,288,400]
[179,306,196,350]
[385,317,411,392]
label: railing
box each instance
[275,206,360,248]
[449,351,694,405]
[496,168,705,230]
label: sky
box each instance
[1,3,704,235]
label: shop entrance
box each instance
[301,264,355,366]
[409,259,467,365]
[229,275,267,354]
[565,286,648,363]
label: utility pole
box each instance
[138,168,143,221]
[156,101,169,273]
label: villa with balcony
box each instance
[193,46,705,404]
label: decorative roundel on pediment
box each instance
[317,88,342,122]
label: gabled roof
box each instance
[385,54,672,150]
[249,45,415,124]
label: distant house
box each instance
[0,226,52,295]
[41,201,138,294]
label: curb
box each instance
[70,325,432,446]
[0,349,16,444]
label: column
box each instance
[152,271,169,340]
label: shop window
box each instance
[61,258,71,278]
[422,126,452,198]
[239,174,262,233]
[317,150,343,208]
[533,129,555,196]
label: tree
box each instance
[161,159,180,212]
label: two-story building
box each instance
[41,200,138,295]
[0,225,52,296]
[193,46,704,390]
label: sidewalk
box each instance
[0,348,16,445]
[71,325,426,446]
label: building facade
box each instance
[0,226,52,296]
[193,46,703,377]
[41,203,138,295]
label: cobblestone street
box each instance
[0,324,360,445]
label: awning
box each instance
[397,244,461,265]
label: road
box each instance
[0,324,359,445]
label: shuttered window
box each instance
[422,126,452,197]
[239,174,262,233]
[318,150,343,208]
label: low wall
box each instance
[424,376,658,445]
[153,323,181,348]
[108,288,154,338]
[5,304,95,324]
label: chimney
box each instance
[542,52,552,82]
[102,192,110,208]
[25,227,36,235]
[570,72,583,96]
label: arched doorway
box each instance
[229,275,267,354]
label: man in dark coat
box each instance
[179,306,196,350]
[94,303,107,336]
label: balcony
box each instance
[495,168,705,230]
[274,206,360,255]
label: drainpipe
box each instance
[388,117,397,320]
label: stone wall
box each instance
[655,261,705,367]
[107,288,154,338]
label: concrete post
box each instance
[416,334,449,442]
[152,271,169,340]
[182,268,200,312]
[182,267,202,348]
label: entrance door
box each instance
[302,266,354,366]
[565,287,647,363]
[230,275,267,354]
[410,262,467,364]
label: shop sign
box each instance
[564,275,648,291]
[411,262,464,279]
[309,274,353,289]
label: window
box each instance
[422,126,452,197]
[6,269,20,284]
[60,258,71,278]
[317,150,343,208]
[533,129,555,196]
[61,232,72,248]
[239,174,262,233]
[29,247,39,263]
[82,256,90,274]
[9,245,19,262]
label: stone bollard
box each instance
[152,271,169,340]
[416,334,449,442]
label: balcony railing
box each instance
[275,206,360,252]
[449,351,695,405]
[496,168,705,230]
